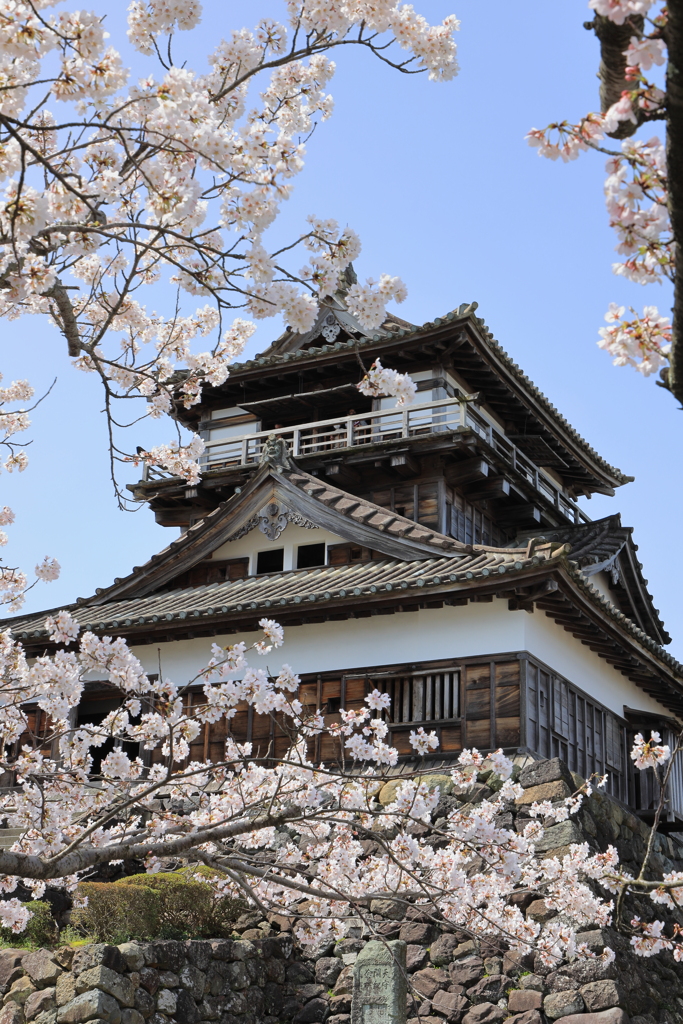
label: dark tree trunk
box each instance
[586,13,644,138]
[665,1,683,404]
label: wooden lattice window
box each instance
[372,670,460,724]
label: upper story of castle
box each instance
[130,292,632,552]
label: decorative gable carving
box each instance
[226,504,319,544]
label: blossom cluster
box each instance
[0,374,60,609]
[604,136,670,287]
[527,0,671,381]
[131,435,206,485]
[598,303,671,376]
[357,357,417,407]
[630,729,671,769]
[0,612,679,964]
[0,0,457,498]
[589,0,654,23]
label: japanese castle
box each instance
[8,292,683,827]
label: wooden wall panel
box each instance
[466,719,490,749]
[392,731,415,756]
[440,725,462,752]
[371,488,393,509]
[417,483,439,529]
[366,485,416,521]
[495,662,520,686]
[393,485,415,520]
[345,677,367,713]
[495,684,520,719]
[298,683,318,709]
[494,661,520,748]
[495,718,520,746]
[464,664,490,721]
[319,733,342,761]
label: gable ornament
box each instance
[258,502,289,541]
[225,515,259,542]
[256,502,318,541]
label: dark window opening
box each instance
[326,696,341,714]
[256,548,284,574]
[395,506,406,518]
[297,543,326,569]
[449,496,509,548]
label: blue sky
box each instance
[5,1,681,655]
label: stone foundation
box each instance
[1,759,683,1024]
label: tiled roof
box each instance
[282,468,464,552]
[7,550,683,697]
[4,549,556,640]
[82,463,527,607]
[223,302,630,486]
[514,516,669,645]
[6,542,683,710]
[516,517,630,568]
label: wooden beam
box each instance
[464,476,511,502]
[498,504,542,526]
[389,452,420,478]
[324,462,359,486]
[508,579,558,612]
[446,457,491,486]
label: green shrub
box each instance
[177,865,247,925]
[0,900,58,948]
[73,883,160,943]
[74,872,244,942]
[117,872,244,939]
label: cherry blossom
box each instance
[45,610,80,645]
[365,688,392,712]
[0,0,458,505]
[528,1,672,383]
[630,730,671,769]
[0,380,61,607]
[598,304,671,375]
[0,618,677,965]
[626,37,666,72]
[589,0,654,24]
[357,357,417,407]
[408,726,439,754]
[34,557,60,582]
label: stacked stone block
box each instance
[0,759,681,1024]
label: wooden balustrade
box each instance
[142,395,590,526]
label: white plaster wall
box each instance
[129,598,674,721]
[211,522,346,573]
[521,609,673,718]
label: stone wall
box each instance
[1,759,683,1024]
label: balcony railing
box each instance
[142,396,590,525]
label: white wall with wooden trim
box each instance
[129,598,675,722]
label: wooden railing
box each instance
[142,396,589,525]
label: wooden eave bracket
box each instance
[507,579,559,613]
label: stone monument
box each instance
[351,940,407,1024]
